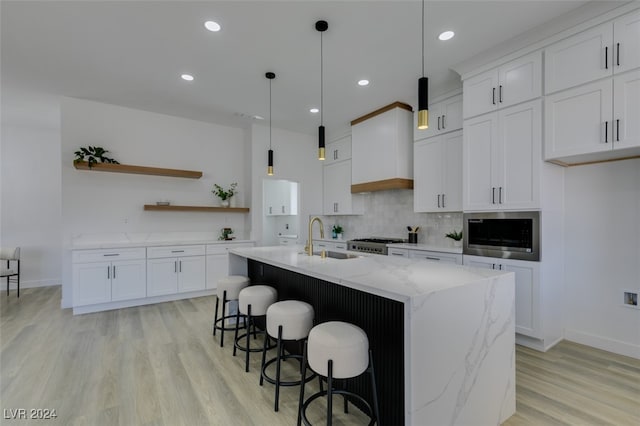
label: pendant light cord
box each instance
[320,30,324,125]
[422,0,425,77]
[269,78,272,150]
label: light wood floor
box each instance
[1,287,639,426]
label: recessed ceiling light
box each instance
[438,30,455,41]
[310,108,319,114]
[181,74,194,81]
[357,79,370,86]
[204,21,221,32]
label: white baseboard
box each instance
[565,329,640,359]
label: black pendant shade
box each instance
[266,71,275,176]
[418,77,429,130]
[316,20,328,160]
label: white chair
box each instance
[0,247,21,297]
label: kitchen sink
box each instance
[311,250,360,260]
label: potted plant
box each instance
[74,146,119,168]
[212,182,237,207]
[445,230,463,247]
[332,224,344,240]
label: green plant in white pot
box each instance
[445,230,463,247]
[212,182,237,207]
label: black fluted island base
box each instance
[247,259,405,426]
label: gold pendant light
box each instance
[266,72,275,175]
[417,0,429,130]
[316,20,328,160]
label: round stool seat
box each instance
[266,301,314,341]
[217,275,250,300]
[307,321,369,379]
[239,285,277,316]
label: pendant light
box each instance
[316,20,328,160]
[417,0,429,130]
[266,72,276,176]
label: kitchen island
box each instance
[229,245,515,426]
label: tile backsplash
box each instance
[317,189,463,247]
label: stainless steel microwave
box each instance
[463,211,540,261]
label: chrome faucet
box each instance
[305,216,325,256]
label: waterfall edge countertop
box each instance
[229,244,503,302]
[229,244,516,425]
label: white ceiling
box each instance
[0,1,624,138]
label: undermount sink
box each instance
[312,250,360,260]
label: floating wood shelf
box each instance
[73,161,203,179]
[144,205,250,213]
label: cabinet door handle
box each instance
[442,115,445,129]
[437,194,441,208]
[437,116,441,130]
[616,119,620,142]
[335,149,338,160]
[499,187,503,204]
[492,264,496,269]
[391,253,404,256]
[499,85,503,103]
[605,121,609,143]
[171,250,184,253]
[281,206,285,214]
[426,257,440,261]
[269,207,272,214]
[442,193,446,208]
[107,266,110,279]
[616,43,620,67]
[605,46,609,69]
[174,261,177,273]
[179,260,182,273]
[492,187,496,204]
[113,265,116,279]
[103,253,119,257]
[492,87,496,105]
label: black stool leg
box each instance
[220,291,229,347]
[274,325,283,412]
[343,379,349,413]
[233,304,241,357]
[297,341,308,426]
[259,327,270,386]
[369,350,380,425]
[245,304,252,372]
[327,359,333,426]
[213,295,220,336]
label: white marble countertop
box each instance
[386,243,463,254]
[70,232,254,249]
[230,245,507,302]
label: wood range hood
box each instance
[350,102,414,193]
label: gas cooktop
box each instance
[347,237,405,255]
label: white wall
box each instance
[249,123,322,246]
[564,158,640,358]
[1,123,62,288]
[60,98,250,307]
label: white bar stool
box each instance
[212,275,250,347]
[298,321,380,426]
[233,285,278,372]
[260,300,316,412]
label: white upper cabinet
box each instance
[464,99,541,211]
[324,135,352,165]
[323,159,363,215]
[264,179,298,216]
[413,94,463,140]
[545,69,639,161]
[414,131,462,213]
[545,9,640,94]
[351,103,413,191]
[463,51,541,119]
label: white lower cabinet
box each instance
[314,240,347,251]
[147,245,205,296]
[463,255,540,339]
[205,242,255,289]
[387,248,409,258]
[408,250,462,265]
[72,248,146,307]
